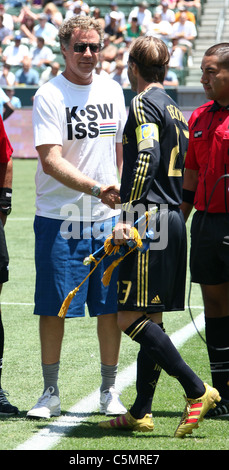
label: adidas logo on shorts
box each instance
[151,295,161,304]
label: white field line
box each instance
[15,312,205,451]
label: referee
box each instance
[181,43,229,418]
[99,36,220,438]
[0,115,18,415]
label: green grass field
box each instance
[0,159,228,457]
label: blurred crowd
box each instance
[0,0,202,100]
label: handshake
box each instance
[99,184,121,209]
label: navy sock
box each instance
[0,312,4,389]
[125,316,205,400]
[130,323,163,419]
[205,316,229,399]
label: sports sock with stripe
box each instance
[205,316,229,399]
[125,315,205,401]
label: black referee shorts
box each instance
[190,211,229,285]
[117,207,187,313]
[0,219,9,284]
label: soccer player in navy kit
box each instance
[181,43,229,417]
[99,35,221,438]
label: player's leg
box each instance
[27,216,79,419]
[202,282,229,417]
[99,310,220,436]
[97,313,126,415]
[190,212,229,417]
[129,312,163,420]
[88,217,127,415]
[99,209,220,436]
[0,221,18,416]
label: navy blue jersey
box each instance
[121,87,189,210]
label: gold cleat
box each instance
[99,411,154,432]
[174,383,221,438]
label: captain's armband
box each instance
[135,123,159,152]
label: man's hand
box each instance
[112,221,132,245]
[100,184,121,209]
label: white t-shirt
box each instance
[3,44,30,65]
[172,20,197,40]
[33,73,126,222]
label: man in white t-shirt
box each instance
[2,35,29,66]
[27,16,127,420]
[128,1,152,30]
[30,36,55,68]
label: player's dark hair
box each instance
[204,43,229,69]
[129,36,170,83]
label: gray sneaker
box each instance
[27,386,61,419]
[100,387,127,415]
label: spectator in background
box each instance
[166,0,178,7]
[104,11,124,45]
[172,10,197,45]
[175,5,196,24]
[15,57,40,85]
[172,10,197,65]
[163,65,179,86]
[177,0,201,21]
[0,87,14,120]
[146,12,173,45]
[0,14,13,44]
[2,34,29,66]
[0,4,14,31]
[91,7,105,30]
[105,2,125,29]
[156,1,176,24]
[110,60,130,87]
[30,36,55,68]
[13,6,37,44]
[65,1,86,20]
[128,1,152,31]
[0,64,16,87]
[39,61,61,85]
[121,17,143,40]
[43,3,63,29]
[34,13,59,46]
[5,88,21,109]
[18,13,37,45]
[168,36,186,68]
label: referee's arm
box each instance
[180,168,198,222]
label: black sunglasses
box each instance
[73,43,102,53]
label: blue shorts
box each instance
[34,215,119,318]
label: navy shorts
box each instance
[34,215,120,318]
[117,207,187,313]
[0,219,9,284]
[190,211,229,285]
